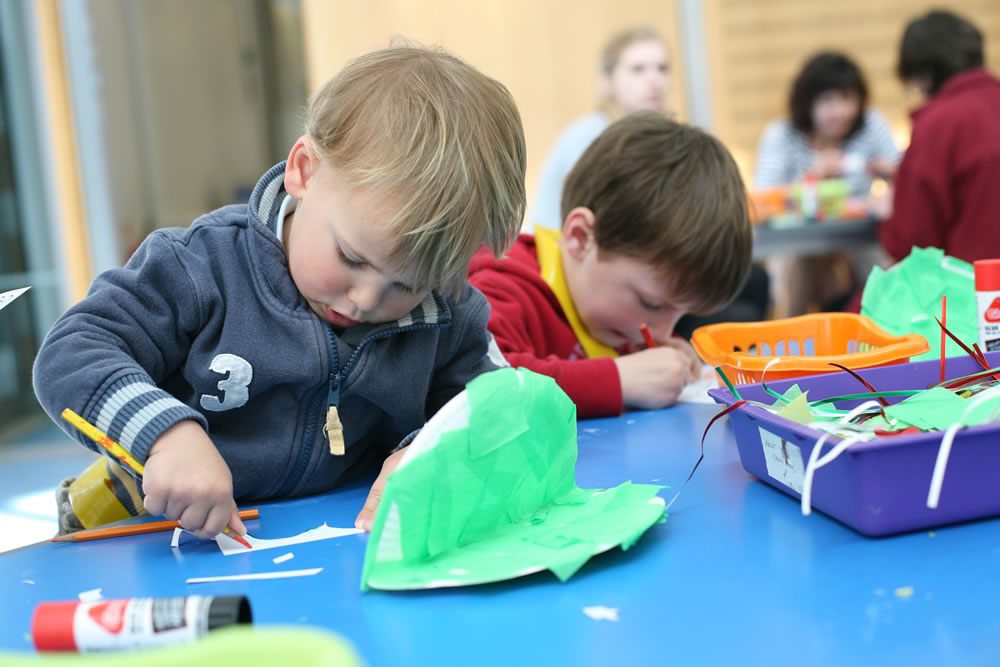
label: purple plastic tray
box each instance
[708,351,1000,536]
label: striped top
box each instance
[753,108,901,196]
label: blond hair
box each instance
[597,26,668,117]
[305,44,526,298]
[600,26,664,75]
[562,112,752,315]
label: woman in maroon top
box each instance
[879,10,1000,264]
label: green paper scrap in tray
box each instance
[885,386,1000,431]
[766,378,1000,434]
[361,367,666,591]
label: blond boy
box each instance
[34,46,525,537]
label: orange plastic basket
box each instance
[690,313,930,385]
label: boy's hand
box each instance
[661,336,703,379]
[141,420,246,540]
[615,346,696,410]
[355,446,408,532]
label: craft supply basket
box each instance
[708,351,1000,536]
[692,313,929,384]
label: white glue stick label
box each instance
[72,597,210,653]
[977,291,1000,352]
[759,428,805,493]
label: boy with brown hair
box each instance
[34,45,526,538]
[469,111,752,418]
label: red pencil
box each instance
[940,295,946,383]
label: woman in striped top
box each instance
[754,52,900,316]
[754,52,900,196]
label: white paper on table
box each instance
[0,287,30,312]
[677,366,719,404]
[272,552,294,564]
[186,568,323,584]
[214,522,363,555]
[171,527,184,547]
[78,588,103,602]
[582,606,620,621]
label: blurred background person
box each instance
[531,26,671,229]
[755,51,900,197]
[880,9,1000,265]
[754,52,900,316]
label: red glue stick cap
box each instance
[974,259,1000,291]
[32,601,79,652]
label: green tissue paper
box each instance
[360,368,665,591]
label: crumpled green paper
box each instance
[360,368,666,591]
[884,386,1000,431]
[861,246,975,361]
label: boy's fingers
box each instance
[179,504,210,535]
[196,504,231,540]
[227,506,247,535]
[143,494,166,517]
[355,476,386,532]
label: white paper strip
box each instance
[214,522,363,556]
[0,287,30,312]
[186,568,322,584]
[272,552,294,564]
[170,527,184,547]
[78,588,103,602]
[582,606,619,621]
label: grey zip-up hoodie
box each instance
[33,163,503,501]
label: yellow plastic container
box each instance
[691,313,930,385]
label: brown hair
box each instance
[305,44,526,298]
[561,112,752,315]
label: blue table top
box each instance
[3,403,998,665]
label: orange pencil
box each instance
[51,509,260,543]
[640,323,657,349]
[60,408,253,549]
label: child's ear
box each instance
[561,207,597,261]
[284,136,319,198]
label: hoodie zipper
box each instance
[275,319,446,497]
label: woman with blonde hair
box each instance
[532,27,671,229]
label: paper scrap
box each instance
[21,579,35,585]
[215,522,363,556]
[186,568,323,584]
[273,552,294,564]
[776,392,813,425]
[886,386,1000,431]
[0,287,30,312]
[677,368,719,404]
[171,527,184,548]
[78,588,103,602]
[582,606,620,621]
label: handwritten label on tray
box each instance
[759,427,805,493]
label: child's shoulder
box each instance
[468,232,538,276]
[149,204,254,250]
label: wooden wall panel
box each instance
[702,0,1000,185]
[300,0,686,220]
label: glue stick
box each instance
[975,259,1000,353]
[32,595,251,653]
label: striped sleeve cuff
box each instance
[89,375,208,464]
[393,428,421,453]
